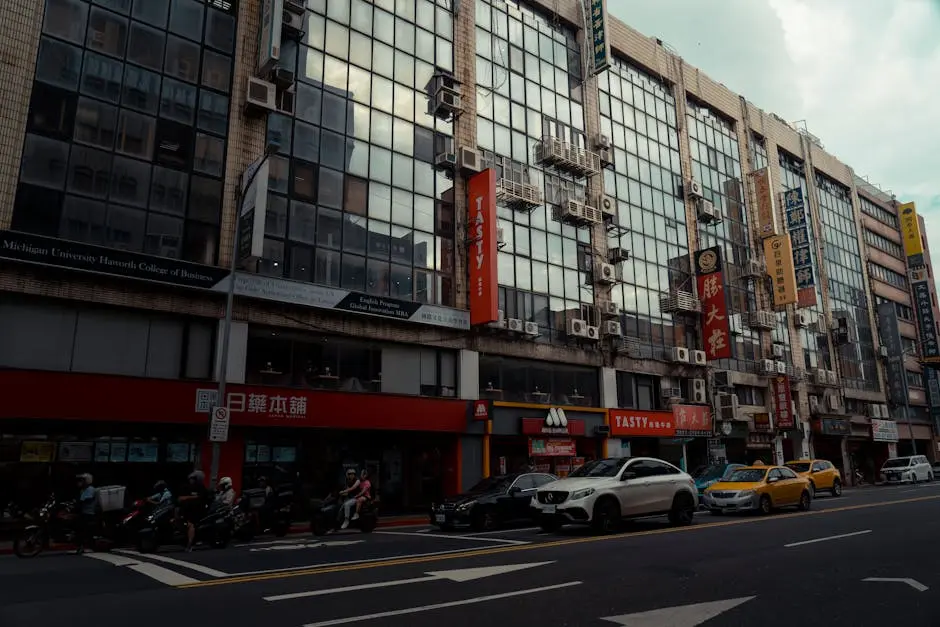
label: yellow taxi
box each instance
[784,459,843,497]
[702,464,812,515]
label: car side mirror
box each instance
[621,471,637,481]
[509,486,521,495]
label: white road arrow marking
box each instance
[863,577,929,592]
[301,581,581,627]
[264,561,555,602]
[249,540,364,552]
[601,596,756,627]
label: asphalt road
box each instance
[3,482,940,627]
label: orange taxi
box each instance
[784,459,843,497]
[702,464,812,515]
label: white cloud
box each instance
[608,0,940,288]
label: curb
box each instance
[0,516,430,556]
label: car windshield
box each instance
[882,458,911,469]
[692,464,727,481]
[467,476,512,493]
[568,458,627,478]
[725,469,768,483]
[785,462,811,472]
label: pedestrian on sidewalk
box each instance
[74,473,97,555]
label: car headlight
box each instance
[456,500,475,511]
[737,490,756,499]
[570,488,595,501]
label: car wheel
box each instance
[831,479,842,497]
[591,498,621,534]
[759,494,772,515]
[539,516,562,533]
[667,492,695,527]
[808,481,816,498]
[470,507,497,533]
[798,490,812,511]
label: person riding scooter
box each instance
[147,481,173,506]
[216,477,236,507]
[177,471,209,552]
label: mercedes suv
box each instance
[531,457,698,533]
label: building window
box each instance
[479,354,599,407]
[12,0,236,264]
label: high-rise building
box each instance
[0,0,935,503]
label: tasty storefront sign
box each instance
[609,409,675,437]
[695,246,732,360]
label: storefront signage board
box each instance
[529,438,577,457]
[871,419,899,443]
[609,409,675,437]
[783,187,817,307]
[695,246,733,360]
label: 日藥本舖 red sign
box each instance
[695,246,732,361]
[672,404,712,436]
[609,409,676,437]
[771,375,794,429]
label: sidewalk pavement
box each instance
[0,514,429,556]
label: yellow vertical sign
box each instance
[749,167,777,239]
[764,234,797,307]
[899,202,924,265]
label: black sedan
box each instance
[430,472,557,532]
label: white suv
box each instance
[880,455,933,484]
[532,457,698,533]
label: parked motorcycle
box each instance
[136,500,233,553]
[13,494,96,558]
[233,486,293,542]
[310,493,378,536]
[106,499,151,547]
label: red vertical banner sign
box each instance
[771,375,794,429]
[695,246,732,360]
[467,169,499,325]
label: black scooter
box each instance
[233,487,293,542]
[136,500,233,553]
[310,493,378,536]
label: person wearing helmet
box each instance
[147,480,173,506]
[177,470,209,551]
[75,473,97,555]
[216,477,236,507]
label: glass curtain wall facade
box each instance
[815,174,878,391]
[599,58,690,354]
[15,0,237,265]
[689,102,758,371]
[779,151,831,372]
[260,0,458,306]
[476,0,592,342]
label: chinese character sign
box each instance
[783,187,817,307]
[673,405,712,436]
[913,280,940,362]
[467,169,499,325]
[762,234,797,307]
[877,301,909,406]
[771,375,794,429]
[899,202,924,266]
[695,246,732,361]
[749,168,777,238]
[589,0,610,75]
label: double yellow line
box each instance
[178,494,940,589]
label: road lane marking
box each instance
[83,552,140,567]
[784,529,872,548]
[301,581,582,627]
[863,577,929,592]
[463,526,541,536]
[83,552,200,586]
[178,493,940,589]
[265,562,554,602]
[114,548,229,577]
[375,530,530,545]
[601,596,756,626]
[233,547,488,577]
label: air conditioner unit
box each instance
[743,258,766,278]
[715,393,739,421]
[507,318,523,333]
[428,83,462,120]
[827,370,839,385]
[686,179,703,199]
[809,395,820,413]
[244,77,276,115]
[557,200,583,223]
[426,72,462,97]
[602,301,621,317]
[434,151,457,171]
[691,378,707,403]
[594,262,617,285]
[775,361,787,374]
[608,247,630,264]
[496,227,505,247]
[276,90,295,115]
[867,403,881,418]
[458,146,481,173]
[585,325,600,341]
[879,345,888,358]
[748,310,777,330]
[713,370,732,388]
[523,321,539,336]
[670,346,690,364]
[826,394,842,412]
[597,194,616,218]
[284,0,305,13]
[598,147,612,165]
[816,315,829,334]
[879,404,889,418]
[271,67,295,88]
[487,310,506,329]
[697,198,721,224]
[603,320,622,337]
[772,344,785,358]
[760,359,776,375]
[692,350,707,366]
[595,134,611,149]
[567,318,589,337]
[795,311,809,328]
[282,9,305,39]
[814,369,827,384]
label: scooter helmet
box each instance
[188,470,205,483]
[153,480,168,492]
[219,477,233,490]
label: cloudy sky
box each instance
[608,0,940,270]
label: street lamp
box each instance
[208,146,276,488]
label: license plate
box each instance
[543,505,556,514]
[435,514,446,523]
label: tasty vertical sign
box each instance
[783,187,817,308]
[696,246,732,360]
[467,169,499,325]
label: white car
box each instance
[531,457,698,533]
[880,455,934,484]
